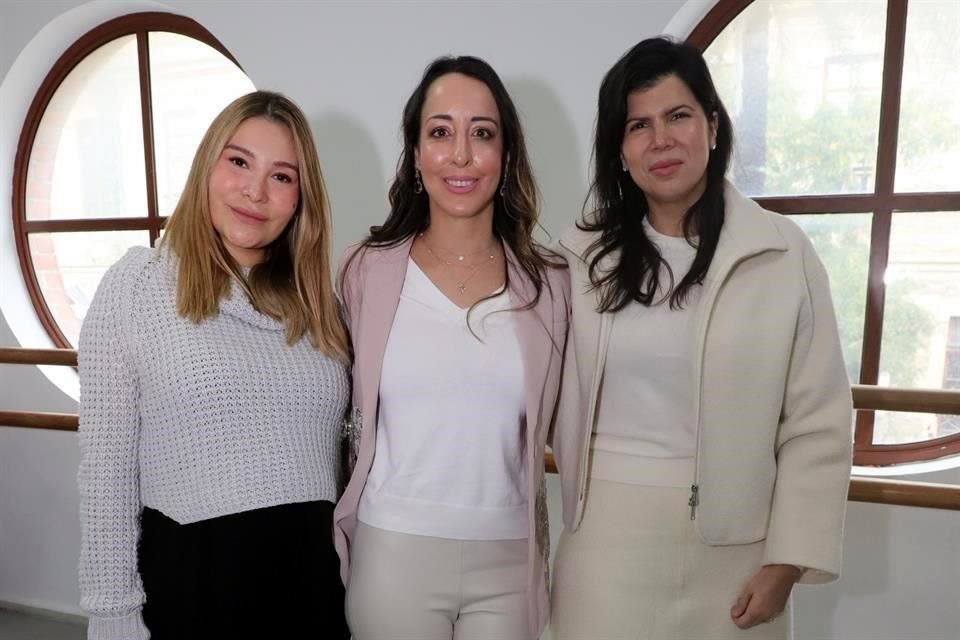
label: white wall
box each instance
[1,0,957,637]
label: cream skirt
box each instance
[550,478,790,640]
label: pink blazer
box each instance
[333,236,570,639]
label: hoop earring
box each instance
[414,169,423,194]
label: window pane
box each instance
[873,411,960,444]
[895,1,960,192]
[149,32,255,217]
[875,211,960,443]
[26,36,148,221]
[791,213,870,383]
[705,1,886,197]
[28,231,150,346]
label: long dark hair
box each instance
[349,55,561,308]
[582,36,733,312]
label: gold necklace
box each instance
[418,232,496,268]
[419,233,497,294]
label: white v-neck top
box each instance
[592,218,702,487]
[357,258,529,540]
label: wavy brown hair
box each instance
[162,90,349,360]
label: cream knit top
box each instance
[77,246,349,640]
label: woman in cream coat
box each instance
[550,38,852,640]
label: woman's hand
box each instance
[730,564,803,629]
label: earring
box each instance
[414,169,423,194]
[711,141,717,151]
[618,178,624,201]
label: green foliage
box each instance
[797,217,935,388]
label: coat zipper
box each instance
[688,257,744,527]
[688,484,699,520]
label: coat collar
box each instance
[712,181,788,268]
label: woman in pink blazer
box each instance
[333,56,569,640]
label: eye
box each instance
[429,127,451,138]
[473,127,496,140]
[229,156,248,168]
[272,173,295,184]
[627,120,647,132]
[671,111,692,121]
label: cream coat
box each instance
[333,237,570,639]
[551,182,853,583]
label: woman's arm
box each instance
[731,232,853,629]
[763,235,854,582]
[77,252,150,640]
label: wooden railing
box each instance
[3,346,960,511]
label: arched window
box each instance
[690,0,960,465]
[13,12,255,348]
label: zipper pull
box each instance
[688,484,699,520]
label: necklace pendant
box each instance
[457,282,466,294]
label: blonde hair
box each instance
[162,90,349,361]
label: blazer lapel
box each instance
[505,248,553,441]
[355,239,412,420]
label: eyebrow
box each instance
[424,114,500,126]
[224,143,299,172]
[626,103,697,122]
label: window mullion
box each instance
[136,30,160,246]
[856,208,893,450]
[854,0,910,453]
[874,0,909,197]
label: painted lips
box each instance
[443,176,479,194]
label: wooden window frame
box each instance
[12,12,240,348]
[688,0,960,465]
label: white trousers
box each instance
[551,479,791,640]
[346,522,531,640]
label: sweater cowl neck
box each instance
[158,244,286,333]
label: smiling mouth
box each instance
[444,177,478,187]
[650,160,682,170]
[231,206,268,223]
[650,160,682,176]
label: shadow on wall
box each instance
[504,76,586,243]
[310,111,387,258]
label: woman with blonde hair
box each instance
[78,91,351,640]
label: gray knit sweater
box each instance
[77,246,349,640]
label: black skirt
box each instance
[138,500,349,640]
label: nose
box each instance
[652,122,673,150]
[453,134,471,167]
[243,174,267,202]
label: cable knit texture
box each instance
[77,246,349,640]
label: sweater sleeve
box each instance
[762,237,854,584]
[77,249,151,640]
